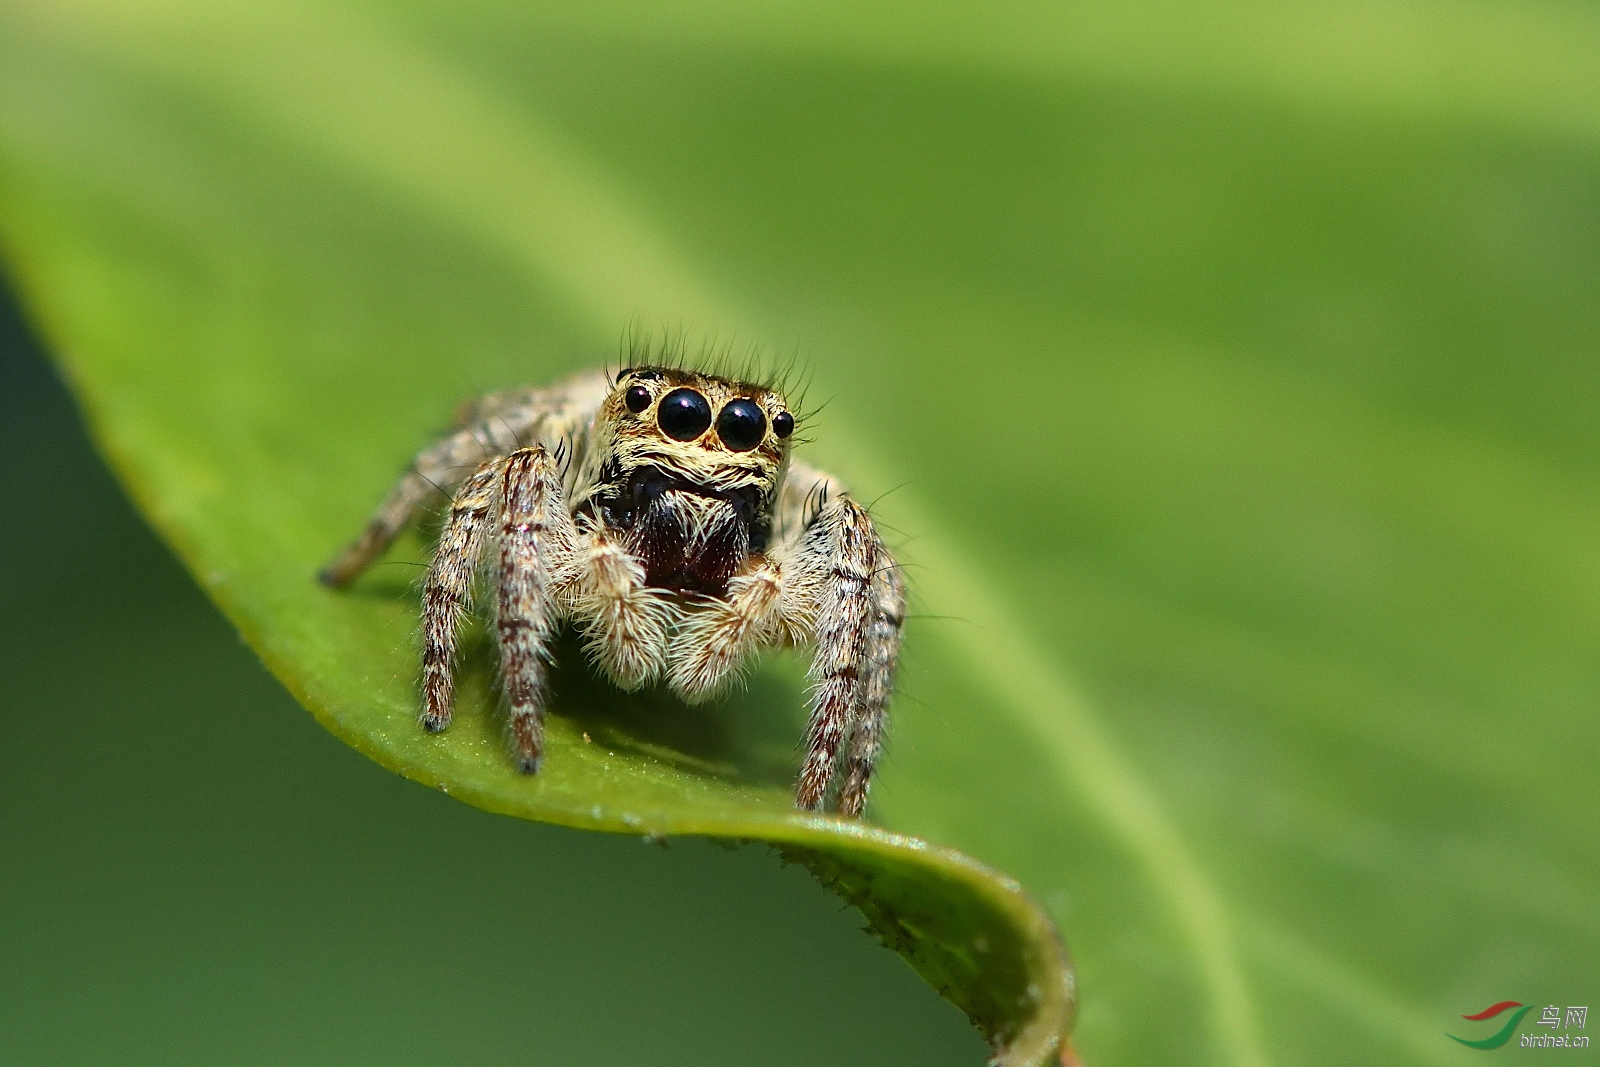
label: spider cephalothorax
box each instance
[572,367,793,596]
[319,360,902,817]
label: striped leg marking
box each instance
[495,448,577,773]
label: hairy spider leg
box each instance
[319,374,608,589]
[794,496,881,811]
[837,560,905,817]
[495,447,578,773]
[319,419,524,588]
[420,460,502,732]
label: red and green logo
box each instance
[1450,1002,1534,1049]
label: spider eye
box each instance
[657,388,712,441]
[623,384,652,413]
[772,411,795,439]
[716,399,767,452]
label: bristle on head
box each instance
[611,325,814,420]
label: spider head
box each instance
[591,367,796,593]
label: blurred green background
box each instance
[2,1,1598,1065]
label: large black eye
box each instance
[716,399,767,452]
[623,384,652,413]
[772,411,795,439]
[657,388,712,440]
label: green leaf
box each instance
[3,1,1596,1065]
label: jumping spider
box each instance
[319,364,904,817]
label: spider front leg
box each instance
[837,560,905,817]
[420,461,502,732]
[789,496,890,813]
[416,446,576,768]
[494,447,578,772]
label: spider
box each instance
[318,362,904,817]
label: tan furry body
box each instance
[320,365,903,817]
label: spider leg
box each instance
[837,558,905,817]
[319,418,521,588]
[319,370,609,589]
[791,496,881,812]
[667,558,784,702]
[420,459,503,732]
[568,526,672,689]
[495,447,578,773]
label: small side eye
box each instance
[624,384,652,413]
[657,388,713,441]
[772,411,795,439]
[716,399,767,451]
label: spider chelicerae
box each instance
[318,358,904,817]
